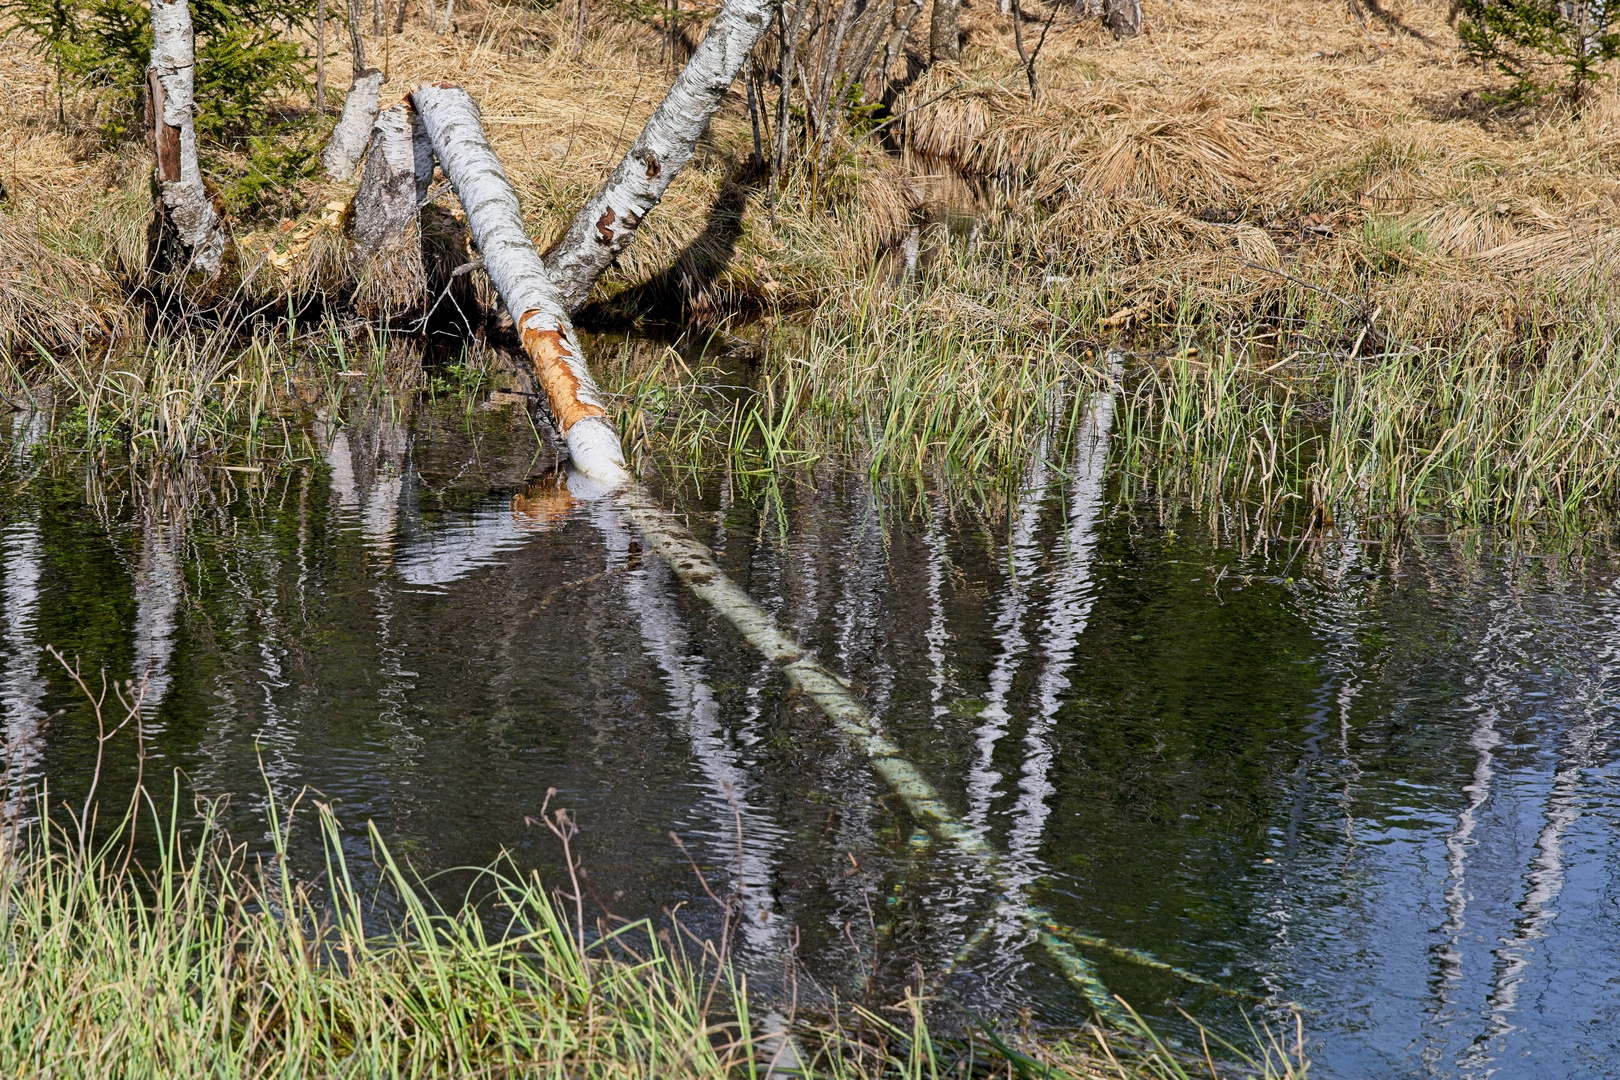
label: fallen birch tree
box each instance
[389,81,1161,1024]
[146,0,228,280]
[410,82,630,489]
[539,0,774,314]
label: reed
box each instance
[0,771,1309,1080]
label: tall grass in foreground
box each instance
[0,779,1308,1080]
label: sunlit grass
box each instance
[0,771,1312,1080]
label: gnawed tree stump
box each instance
[350,100,430,313]
[146,0,228,282]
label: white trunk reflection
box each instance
[963,443,1052,839]
[1,520,47,812]
[590,502,789,957]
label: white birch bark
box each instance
[2,518,48,817]
[410,83,629,488]
[350,100,431,266]
[540,0,774,314]
[323,69,386,181]
[147,0,227,278]
[131,518,183,719]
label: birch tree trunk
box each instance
[929,0,960,61]
[324,73,386,180]
[411,83,629,488]
[350,101,431,311]
[540,0,774,314]
[146,0,227,280]
[323,0,385,180]
[882,0,926,88]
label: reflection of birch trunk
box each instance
[923,493,950,721]
[131,517,183,720]
[318,412,408,557]
[146,0,228,279]
[1,520,48,807]
[614,487,1130,1024]
[539,0,775,314]
[592,502,788,952]
[964,443,1051,837]
[1458,593,1620,1072]
[1433,607,1515,1007]
[1005,391,1113,885]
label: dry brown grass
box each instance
[5,0,1620,352]
[886,0,1620,337]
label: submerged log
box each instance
[146,0,227,280]
[410,82,629,488]
[540,0,774,314]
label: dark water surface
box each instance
[3,401,1619,1080]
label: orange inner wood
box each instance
[520,315,607,434]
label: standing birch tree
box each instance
[146,0,228,280]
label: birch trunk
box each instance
[540,0,774,314]
[324,70,386,180]
[880,0,926,89]
[929,0,960,61]
[146,0,227,279]
[324,0,384,180]
[350,101,431,310]
[411,83,629,488]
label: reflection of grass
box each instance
[0,784,1308,1079]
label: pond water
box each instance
[2,398,1619,1080]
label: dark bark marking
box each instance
[146,69,183,182]
[644,152,660,179]
[595,207,616,244]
